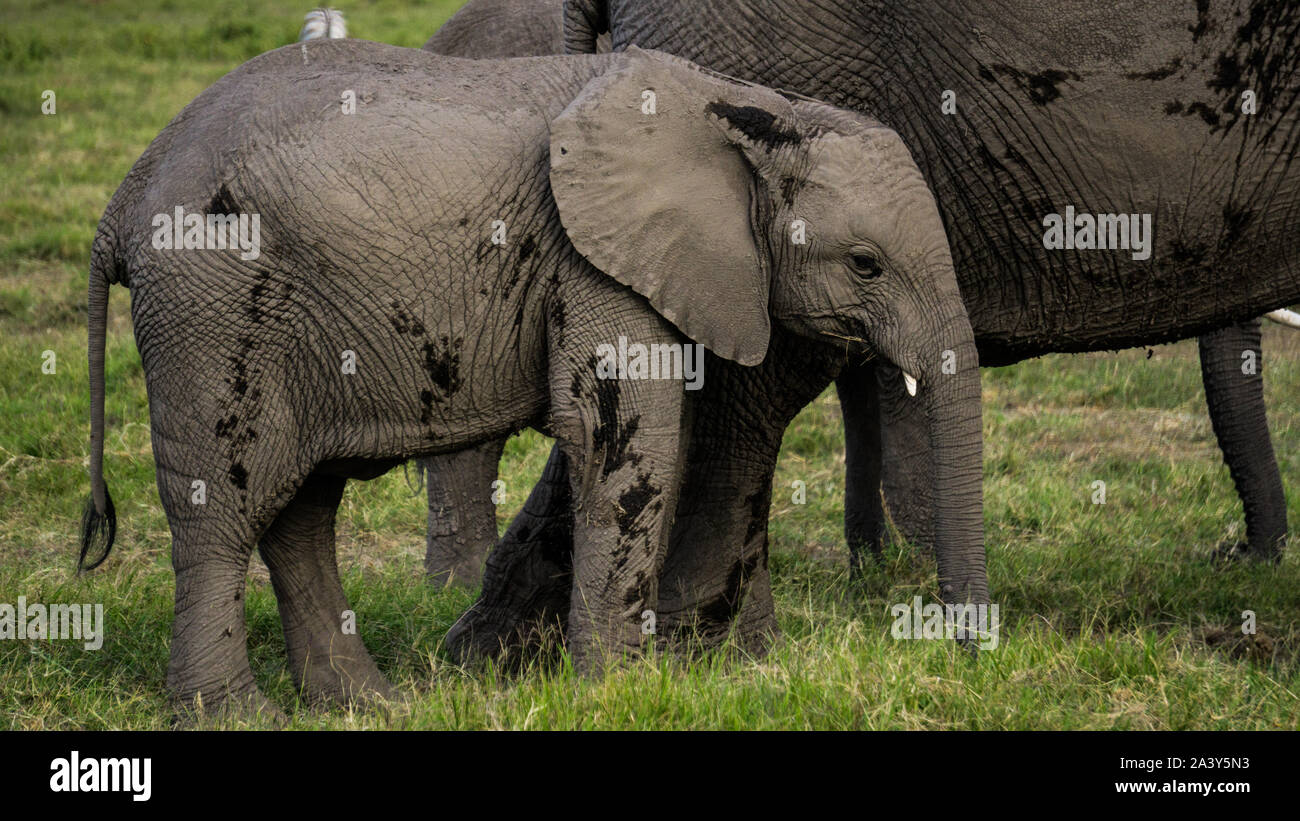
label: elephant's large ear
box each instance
[549,47,797,366]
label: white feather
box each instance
[299,8,347,41]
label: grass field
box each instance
[2,0,1298,730]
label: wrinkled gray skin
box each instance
[433,0,1300,662]
[416,0,1300,665]
[83,41,983,714]
[424,0,609,58]
[421,0,1291,602]
[574,0,1300,571]
[419,0,605,589]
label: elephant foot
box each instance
[444,603,565,671]
[1210,539,1284,566]
[566,634,644,678]
[295,649,396,709]
[170,684,285,729]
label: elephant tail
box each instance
[563,0,607,54]
[80,225,117,573]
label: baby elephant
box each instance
[82,40,979,716]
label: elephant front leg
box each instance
[423,438,507,588]
[657,333,837,655]
[558,396,684,670]
[549,295,686,672]
[259,473,394,706]
[1199,321,1287,562]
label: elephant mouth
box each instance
[811,328,920,396]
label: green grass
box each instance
[2,0,1299,730]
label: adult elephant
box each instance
[421,0,1293,597]
[561,1,1300,571]
[440,0,1300,661]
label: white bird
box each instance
[299,8,347,41]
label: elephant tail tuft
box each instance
[79,488,116,573]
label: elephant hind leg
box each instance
[259,472,394,706]
[166,533,270,722]
[1199,320,1287,562]
[157,459,276,722]
[424,438,506,589]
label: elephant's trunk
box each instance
[923,309,989,609]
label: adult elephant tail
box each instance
[80,226,117,573]
[564,0,607,53]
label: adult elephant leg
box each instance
[259,472,394,706]
[836,360,885,573]
[443,444,574,667]
[657,334,840,655]
[878,363,936,552]
[424,438,506,588]
[1199,320,1287,562]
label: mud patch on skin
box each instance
[1169,238,1211,267]
[590,374,641,478]
[1184,100,1221,127]
[389,300,426,335]
[622,570,651,607]
[616,473,660,537]
[215,414,239,439]
[1169,0,1300,142]
[980,64,1081,106]
[206,182,239,216]
[1218,200,1255,250]
[705,102,802,150]
[1126,58,1184,81]
[517,234,537,263]
[779,176,800,206]
[422,335,463,400]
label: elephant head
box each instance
[550,48,987,605]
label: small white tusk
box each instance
[903,372,917,396]
[1265,309,1300,329]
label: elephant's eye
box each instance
[850,253,883,279]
